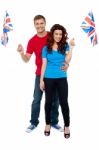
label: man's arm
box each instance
[17,44,32,62]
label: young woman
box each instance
[40,24,75,138]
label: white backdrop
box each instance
[0,0,99,150]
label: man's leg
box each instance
[26,75,43,132]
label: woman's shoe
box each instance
[64,132,70,138]
[64,126,70,139]
[44,125,51,136]
[44,130,50,136]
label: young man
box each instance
[17,15,68,133]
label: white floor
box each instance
[0,44,99,150]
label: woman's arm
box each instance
[61,38,75,71]
[65,38,75,65]
[40,58,47,91]
[65,47,73,65]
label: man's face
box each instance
[34,18,46,33]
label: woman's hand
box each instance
[69,38,75,49]
[40,80,45,91]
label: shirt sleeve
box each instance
[42,46,48,58]
[65,43,70,54]
[26,38,34,54]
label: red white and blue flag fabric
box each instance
[81,11,98,46]
[1,11,13,46]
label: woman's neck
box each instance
[52,42,58,50]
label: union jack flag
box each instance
[81,11,98,46]
[1,11,13,46]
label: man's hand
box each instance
[17,44,24,54]
[61,62,69,72]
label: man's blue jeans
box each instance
[30,75,59,126]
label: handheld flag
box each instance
[1,11,13,46]
[81,11,98,46]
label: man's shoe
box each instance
[26,124,36,133]
[51,124,63,132]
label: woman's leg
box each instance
[56,78,70,137]
[44,78,56,136]
[44,78,55,125]
[57,78,70,126]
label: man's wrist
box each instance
[65,61,69,66]
[20,50,24,55]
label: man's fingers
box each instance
[61,66,67,70]
[61,66,64,70]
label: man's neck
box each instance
[37,31,47,37]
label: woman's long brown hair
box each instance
[47,24,68,54]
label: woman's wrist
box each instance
[70,45,74,50]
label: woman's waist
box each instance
[45,68,67,77]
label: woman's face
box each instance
[53,30,63,43]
